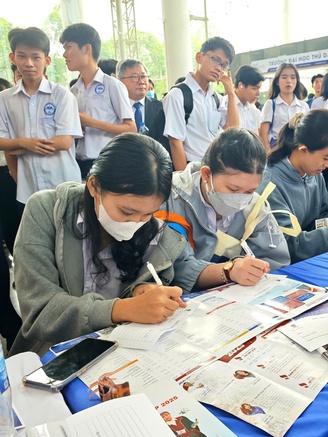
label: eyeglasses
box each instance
[120,75,149,82]
[202,53,231,71]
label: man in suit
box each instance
[117,59,170,154]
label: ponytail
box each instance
[268,113,304,165]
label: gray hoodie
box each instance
[164,163,290,271]
[10,182,209,356]
[257,158,328,263]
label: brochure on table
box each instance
[26,392,174,437]
[76,277,328,436]
[278,301,328,352]
[144,378,237,437]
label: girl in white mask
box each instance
[157,128,290,287]
[10,133,238,356]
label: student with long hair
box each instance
[157,128,290,281]
[10,133,248,357]
[259,63,309,152]
[257,109,328,263]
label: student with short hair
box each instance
[257,110,328,263]
[307,74,323,107]
[60,23,136,179]
[222,65,265,134]
[311,73,328,109]
[98,58,118,77]
[163,36,239,171]
[259,63,309,152]
[0,27,82,209]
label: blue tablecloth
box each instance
[42,253,328,436]
[273,252,328,287]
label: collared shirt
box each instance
[77,213,162,298]
[163,72,227,162]
[261,94,309,141]
[71,69,134,160]
[130,97,146,123]
[77,213,125,298]
[0,77,82,204]
[222,93,260,133]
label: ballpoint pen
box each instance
[240,239,268,279]
[317,346,328,362]
[146,261,163,286]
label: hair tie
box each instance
[288,112,303,130]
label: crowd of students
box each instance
[0,22,327,357]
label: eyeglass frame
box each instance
[202,52,231,71]
[120,74,150,82]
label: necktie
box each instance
[133,102,142,132]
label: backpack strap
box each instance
[171,83,220,125]
[212,92,220,110]
[153,211,195,249]
[213,182,301,258]
[269,99,276,134]
[172,83,193,124]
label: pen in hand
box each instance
[146,261,163,286]
[240,240,268,279]
[146,262,186,308]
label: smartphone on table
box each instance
[22,338,118,392]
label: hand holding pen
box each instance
[226,240,270,286]
[241,240,269,280]
[146,261,187,308]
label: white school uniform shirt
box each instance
[71,69,134,160]
[163,72,227,162]
[222,93,260,133]
[311,96,326,109]
[0,77,82,204]
[260,94,309,142]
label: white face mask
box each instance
[96,199,147,241]
[205,175,253,217]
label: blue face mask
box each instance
[147,90,155,98]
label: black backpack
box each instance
[154,83,220,163]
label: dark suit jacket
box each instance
[144,97,171,157]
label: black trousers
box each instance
[76,159,95,180]
[0,166,21,254]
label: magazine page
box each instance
[175,327,328,437]
[176,359,308,437]
[80,331,218,394]
[144,378,237,437]
[63,393,174,437]
[106,299,199,350]
[214,276,328,319]
[278,301,328,352]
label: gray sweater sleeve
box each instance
[260,175,328,263]
[14,192,118,351]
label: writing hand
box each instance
[230,255,270,286]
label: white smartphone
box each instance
[22,338,118,392]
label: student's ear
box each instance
[298,145,308,154]
[87,175,100,198]
[200,165,211,183]
[195,51,203,65]
[82,44,92,56]
[45,56,51,68]
[9,52,15,64]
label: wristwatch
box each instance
[222,259,236,283]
